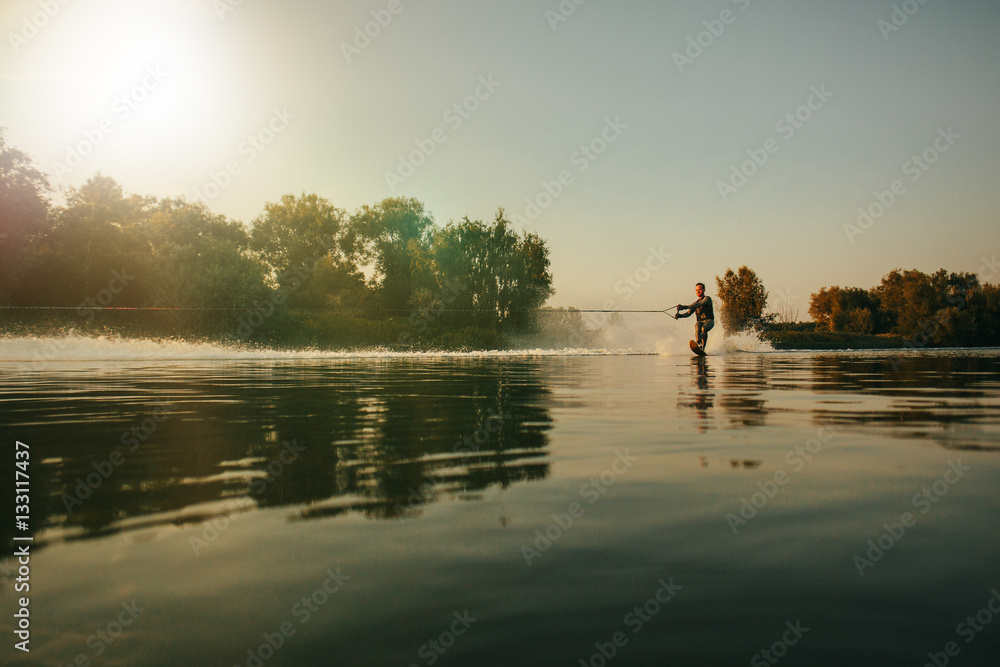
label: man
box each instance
[676,282,715,349]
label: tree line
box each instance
[808,269,1000,347]
[709,264,998,349]
[0,131,554,347]
[5,127,996,350]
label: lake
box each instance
[2,339,999,666]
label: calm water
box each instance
[2,343,1000,666]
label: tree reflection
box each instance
[7,360,553,544]
[808,353,1000,452]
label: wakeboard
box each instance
[689,340,707,357]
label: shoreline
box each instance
[763,330,907,350]
[1,330,998,358]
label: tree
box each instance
[348,197,434,314]
[808,286,880,332]
[31,175,154,307]
[845,307,874,334]
[971,283,1000,345]
[251,193,348,278]
[0,130,52,302]
[144,199,271,324]
[772,300,799,325]
[534,307,596,348]
[808,268,999,346]
[715,266,768,334]
[250,193,362,309]
[871,268,981,341]
[430,208,553,332]
[873,269,937,337]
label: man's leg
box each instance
[699,320,715,348]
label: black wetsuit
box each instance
[677,296,715,348]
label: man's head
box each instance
[695,282,705,297]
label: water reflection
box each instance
[0,360,555,546]
[807,353,1000,452]
[677,358,713,432]
[701,352,1000,447]
[2,351,998,553]
[2,351,1000,666]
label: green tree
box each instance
[715,266,768,334]
[32,175,153,307]
[534,306,596,348]
[250,193,363,309]
[348,197,434,314]
[431,209,553,332]
[143,199,271,330]
[872,268,980,342]
[251,193,347,277]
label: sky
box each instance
[1,0,998,316]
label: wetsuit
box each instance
[677,296,715,348]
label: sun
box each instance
[13,0,239,185]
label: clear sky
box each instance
[2,0,998,315]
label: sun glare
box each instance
[18,0,230,183]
